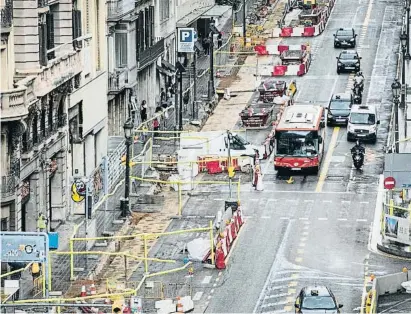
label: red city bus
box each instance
[274,105,325,174]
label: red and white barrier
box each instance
[254,45,311,76]
[214,207,245,269]
[268,0,335,38]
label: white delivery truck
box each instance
[178,131,264,174]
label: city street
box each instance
[201,0,407,312]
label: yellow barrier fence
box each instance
[68,226,214,281]
[130,176,241,216]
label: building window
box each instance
[144,8,149,49]
[1,218,8,231]
[72,7,82,49]
[41,108,47,137]
[69,101,83,144]
[160,0,170,21]
[32,115,38,145]
[38,12,55,66]
[115,33,127,68]
[48,97,54,132]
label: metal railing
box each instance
[108,69,128,93]
[138,38,165,70]
[1,174,16,198]
[57,113,68,128]
[107,0,135,20]
[38,0,48,7]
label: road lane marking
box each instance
[193,291,204,301]
[360,201,369,204]
[302,231,309,235]
[323,200,332,203]
[303,225,309,230]
[284,305,293,312]
[261,300,289,308]
[338,218,348,221]
[288,281,298,287]
[299,217,309,220]
[316,127,340,192]
[342,200,351,203]
[295,257,303,263]
[280,217,290,220]
[267,285,289,291]
[202,276,212,284]
[297,249,304,254]
[215,277,220,282]
[356,219,368,222]
[291,274,299,279]
[210,289,214,294]
[264,292,291,299]
[213,198,224,201]
[318,217,328,221]
[304,199,314,202]
[299,242,306,247]
[288,288,296,294]
[213,283,217,287]
[261,216,271,219]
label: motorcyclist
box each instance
[351,140,365,156]
[354,71,364,91]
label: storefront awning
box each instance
[156,65,174,77]
[201,5,231,18]
[161,59,176,72]
[176,5,214,28]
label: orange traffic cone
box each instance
[80,285,86,297]
[176,296,184,313]
[90,283,96,295]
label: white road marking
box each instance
[304,199,314,203]
[193,291,204,301]
[360,201,369,204]
[213,283,217,287]
[261,216,271,219]
[264,292,291,299]
[341,200,351,204]
[210,289,214,294]
[268,198,278,202]
[267,285,288,291]
[213,198,224,201]
[318,217,328,221]
[338,218,348,221]
[299,217,309,220]
[280,217,290,220]
[202,276,212,284]
[244,215,253,219]
[261,300,289,308]
[356,219,368,222]
[204,215,215,218]
[323,200,332,203]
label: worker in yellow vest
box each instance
[37,214,47,232]
[31,262,41,282]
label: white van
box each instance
[347,104,380,143]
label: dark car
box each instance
[327,93,352,125]
[295,286,343,314]
[336,50,361,74]
[333,28,357,48]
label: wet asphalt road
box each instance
[198,0,410,312]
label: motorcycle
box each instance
[354,77,364,93]
[351,141,365,170]
[352,85,362,104]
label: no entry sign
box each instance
[384,176,396,190]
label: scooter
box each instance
[352,86,362,104]
[351,141,365,170]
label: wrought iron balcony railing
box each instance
[108,68,128,93]
[0,0,13,31]
[138,38,165,71]
[1,174,17,198]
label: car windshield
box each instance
[276,131,319,157]
[339,53,357,60]
[350,113,375,124]
[302,296,336,310]
[337,30,353,36]
[330,100,351,110]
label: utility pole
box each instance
[242,0,246,47]
[208,33,215,101]
[193,52,198,120]
[179,71,183,131]
[227,130,233,198]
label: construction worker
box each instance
[30,262,41,282]
[37,213,47,232]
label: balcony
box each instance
[138,38,165,71]
[23,51,83,97]
[1,77,36,122]
[108,68,129,94]
[1,174,17,204]
[107,0,135,21]
[1,0,13,33]
[38,0,48,7]
[57,113,68,129]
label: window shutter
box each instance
[138,10,144,51]
[75,10,83,49]
[135,18,139,61]
[149,6,154,46]
[46,13,55,60]
[144,8,149,48]
[38,24,48,66]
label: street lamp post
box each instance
[392,79,401,153]
[242,0,246,47]
[208,23,220,101]
[175,61,186,131]
[406,0,411,59]
[401,32,407,108]
[121,118,133,217]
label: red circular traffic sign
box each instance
[384,176,396,190]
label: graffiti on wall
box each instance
[92,164,104,204]
[71,179,86,203]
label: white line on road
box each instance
[299,217,309,220]
[204,215,215,218]
[304,199,314,203]
[210,289,214,294]
[280,217,290,220]
[250,199,259,201]
[261,300,289,308]
[356,219,368,222]
[213,283,217,287]
[213,198,224,201]
[267,285,288,291]
[264,292,291,299]
[318,218,328,221]
[360,201,370,204]
[341,200,351,203]
[268,199,278,202]
[202,276,212,284]
[261,216,271,219]
[197,198,206,201]
[244,215,253,219]
[186,215,196,218]
[322,200,332,203]
[207,295,211,300]
[338,218,348,221]
[193,291,204,301]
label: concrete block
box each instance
[94,241,108,247]
[155,299,175,314]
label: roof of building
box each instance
[276,105,323,130]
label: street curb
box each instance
[377,243,411,259]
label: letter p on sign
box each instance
[180,29,193,42]
[178,28,195,52]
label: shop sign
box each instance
[384,214,411,245]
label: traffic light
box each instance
[228,166,235,178]
[112,299,123,313]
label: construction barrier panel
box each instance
[269,0,336,38]
[214,206,245,269]
[254,45,311,76]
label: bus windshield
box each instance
[276,131,319,157]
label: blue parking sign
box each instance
[178,28,195,53]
